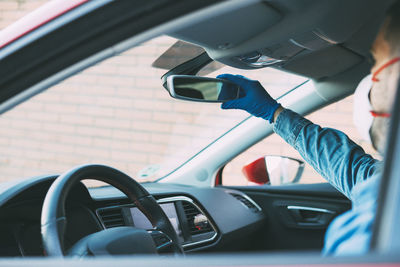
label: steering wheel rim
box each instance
[40,164,183,256]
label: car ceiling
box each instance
[0,0,395,113]
[168,0,395,97]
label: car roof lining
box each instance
[168,0,395,99]
[0,0,394,114]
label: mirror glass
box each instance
[265,156,304,185]
[167,75,240,102]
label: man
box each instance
[219,1,400,255]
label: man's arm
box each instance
[218,74,380,199]
[273,108,380,199]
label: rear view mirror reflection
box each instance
[166,75,240,103]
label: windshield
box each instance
[0,36,306,186]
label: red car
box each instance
[0,0,399,266]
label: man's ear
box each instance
[371,19,391,73]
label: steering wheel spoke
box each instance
[148,230,174,253]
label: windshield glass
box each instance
[0,36,306,186]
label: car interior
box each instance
[0,0,399,264]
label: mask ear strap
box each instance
[370,111,391,118]
[372,57,400,82]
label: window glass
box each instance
[222,95,380,186]
[0,35,305,186]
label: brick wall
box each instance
[0,1,377,186]
[0,0,46,28]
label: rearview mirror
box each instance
[242,156,305,186]
[166,75,240,102]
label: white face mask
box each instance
[353,58,398,149]
[353,74,373,143]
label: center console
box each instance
[96,196,218,249]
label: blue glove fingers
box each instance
[221,100,241,110]
[217,74,243,84]
[217,74,248,98]
[217,74,279,123]
[218,74,247,109]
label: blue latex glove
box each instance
[218,74,280,123]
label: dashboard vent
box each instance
[229,193,261,213]
[97,207,125,228]
[182,201,213,235]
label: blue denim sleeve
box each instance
[273,109,379,199]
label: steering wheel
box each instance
[40,164,183,257]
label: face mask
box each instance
[353,74,374,143]
[353,57,399,145]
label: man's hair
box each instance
[385,0,400,55]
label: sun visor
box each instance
[169,2,282,50]
[280,46,363,79]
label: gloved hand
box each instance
[218,74,280,123]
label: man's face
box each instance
[369,19,400,153]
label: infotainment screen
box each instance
[128,203,183,242]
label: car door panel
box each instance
[221,183,351,251]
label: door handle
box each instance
[286,205,336,227]
[287,205,336,214]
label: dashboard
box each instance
[0,175,265,256]
[96,196,219,249]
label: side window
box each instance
[222,95,379,186]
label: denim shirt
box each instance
[273,108,381,255]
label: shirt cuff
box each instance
[273,108,312,146]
